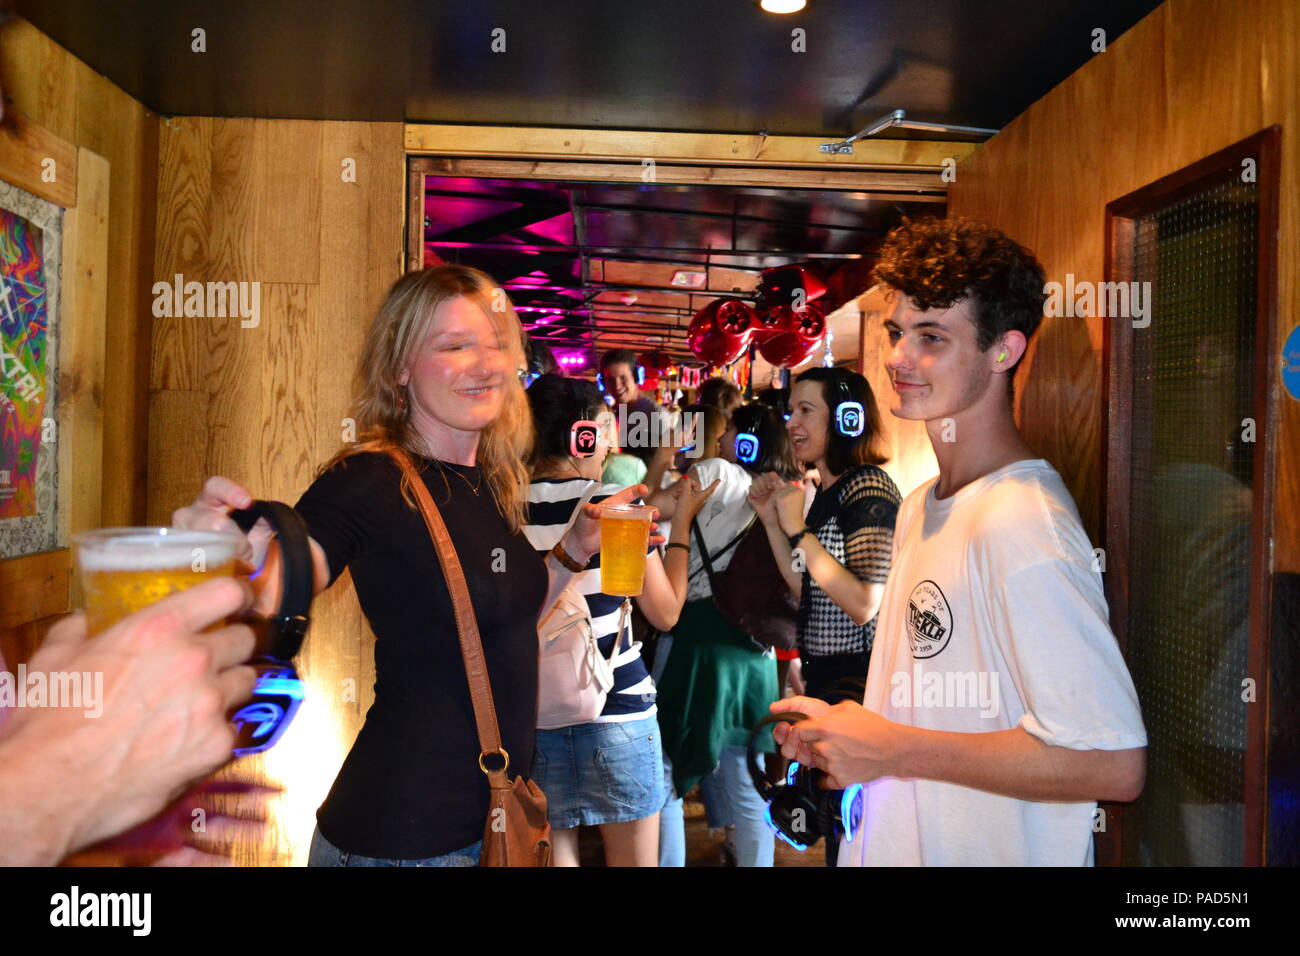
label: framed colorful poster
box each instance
[0,179,61,559]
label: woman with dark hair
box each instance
[652,401,803,866]
[749,367,900,865]
[698,377,742,422]
[751,366,899,700]
[523,374,717,866]
[522,337,561,385]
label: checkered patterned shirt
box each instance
[798,464,901,657]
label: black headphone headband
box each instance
[229,500,312,662]
[746,711,808,798]
[829,370,855,408]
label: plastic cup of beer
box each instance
[599,503,654,597]
[73,527,245,635]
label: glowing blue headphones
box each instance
[735,431,761,464]
[829,375,865,438]
[596,365,646,390]
[748,713,864,850]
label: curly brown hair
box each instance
[871,216,1047,363]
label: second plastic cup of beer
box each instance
[599,503,654,597]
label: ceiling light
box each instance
[759,0,806,12]
[671,270,707,288]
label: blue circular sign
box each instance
[1285,325,1300,402]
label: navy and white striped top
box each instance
[524,478,657,723]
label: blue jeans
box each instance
[659,747,774,867]
[307,826,482,867]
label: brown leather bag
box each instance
[389,448,553,867]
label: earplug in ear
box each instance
[997,350,1008,362]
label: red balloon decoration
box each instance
[757,301,827,367]
[686,264,830,368]
[686,297,757,366]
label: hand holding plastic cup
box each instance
[599,503,655,596]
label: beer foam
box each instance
[76,530,241,572]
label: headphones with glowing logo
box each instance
[828,374,865,438]
[571,419,600,458]
[227,501,312,756]
[747,713,864,851]
[565,379,606,459]
[735,431,761,464]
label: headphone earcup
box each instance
[768,788,824,848]
[817,787,838,841]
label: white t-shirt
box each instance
[684,457,754,602]
[839,459,1147,867]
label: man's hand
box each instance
[770,696,909,790]
[0,577,259,864]
[62,779,280,867]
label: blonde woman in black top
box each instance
[174,265,655,866]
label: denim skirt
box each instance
[532,713,665,829]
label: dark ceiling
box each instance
[20,0,1163,135]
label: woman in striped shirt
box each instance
[523,374,717,866]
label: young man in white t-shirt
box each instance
[770,216,1147,866]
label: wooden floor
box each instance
[577,792,826,868]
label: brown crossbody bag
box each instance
[389,447,553,867]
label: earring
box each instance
[396,390,407,412]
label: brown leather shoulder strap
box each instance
[387,447,506,772]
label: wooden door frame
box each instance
[1099,126,1281,866]
[403,123,970,273]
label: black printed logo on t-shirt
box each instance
[906,580,952,659]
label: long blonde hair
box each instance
[321,265,533,531]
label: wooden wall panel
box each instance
[1260,0,1300,576]
[0,108,76,207]
[948,0,1295,559]
[151,118,405,866]
[0,18,77,143]
[0,550,69,630]
[151,117,214,392]
[73,67,160,529]
[56,147,110,606]
[145,390,211,526]
[210,120,323,286]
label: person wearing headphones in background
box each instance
[523,374,717,866]
[653,401,804,866]
[771,217,1146,866]
[698,377,742,423]
[748,366,901,865]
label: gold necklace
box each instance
[433,459,483,496]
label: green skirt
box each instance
[656,597,779,797]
